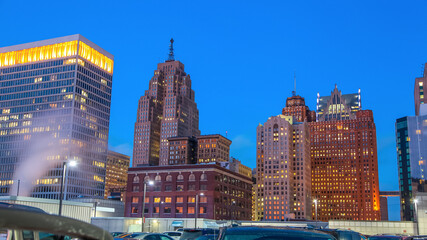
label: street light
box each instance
[313,199,318,228]
[58,160,77,216]
[141,180,154,232]
[414,198,419,235]
[195,193,204,228]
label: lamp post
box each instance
[313,199,318,228]
[414,199,419,235]
[141,180,154,232]
[195,193,204,228]
[58,160,77,216]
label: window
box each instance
[200,206,206,214]
[132,197,139,203]
[200,184,207,190]
[132,186,139,192]
[144,176,150,182]
[153,207,159,213]
[131,207,138,214]
[165,185,172,191]
[188,207,195,214]
[176,197,183,203]
[165,197,172,203]
[189,173,195,181]
[188,184,195,191]
[176,207,183,214]
[133,175,140,183]
[154,197,161,203]
[177,174,184,181]
[145,197,149,203]
[200,173,207,181]
[164,207,171,213]
[188,196,196,203]
[166,175,172,181]
[200,196,207,203]
[155,175,161,181]
[177,185,184,191]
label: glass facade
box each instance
[0,35,113,200]
[396,114,427,221]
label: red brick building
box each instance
[125,164,252,220]
[196,135,231,164]
[167,136,198,165]
[310,86,381,221]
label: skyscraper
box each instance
[310,85,381,221]
[0,35,113,199]
[415,63,427,116]
[133,39,200,166]
[255,95,312,221]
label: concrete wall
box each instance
[329,221,417,236]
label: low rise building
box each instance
[105,150,130,200]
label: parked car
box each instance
[407,236,427,240]
[0,202,113,240]
[195,234,217,240]
[217,226,336,240]
[368,236,407,240]
[120,233,174,240]
[163,231,182,240]
[180,229,219,240]
[317,228,366,240]
[112,232,127,237]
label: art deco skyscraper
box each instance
[133,39,200,166]
[255,93,312,221]
[310,85,381,221]
[0,35,113,199]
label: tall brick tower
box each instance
[133,39,200,166]
[310,85,381,221]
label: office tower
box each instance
[196,134,231,164]
[310,85,381,221]
[105,150,130,200]
[133,39,200,166]
[415,63,427,116]
[396,114,427,221]
[125,164,253,221]
[167,136,197,165]
[282,93,315,122]
[0,35,113,199]
[255,112,312,221]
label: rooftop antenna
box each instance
[167,38,175,61]
[292,72,296,96]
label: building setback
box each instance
[0,35,113,199]
[124,164,252,220]
[105,150,130,200]
[132,39,200,167]
[255,105,312,221]
[310,86,381,221]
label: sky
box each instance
[1,0,427,221]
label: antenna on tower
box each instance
[167,38,175,61]
[292,72,296,96]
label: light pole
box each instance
[414,199,419,235]
[313,199,318,228]
[142,180,154,232]
[195,193,204,228]
[58,160,77,216]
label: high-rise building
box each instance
[196,134,231,164]
[310,85,381,221]
[133,39,200,166]
[105,150,130,200]
[395,114,427,221]
[415,63,427,116]
[255,111,312,221]
[0,35,114,199]
[167,136,197,165]
[282,93,315,122]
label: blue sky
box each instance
[1,0,426,221]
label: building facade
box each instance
[282,94,315,122]
[167,136,197,165]
[132,39,200,167]
[395,114,427,221]
[0,35,113,199]
[310,86,381,221]
[105,150,130,200]
[196,134,231,164]
[124,164,252,220]
[415,63,427,116]
[255,113,312,221]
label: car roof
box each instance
[222,226,334,237]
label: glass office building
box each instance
[0,35,113,199]
[396,113,427,221]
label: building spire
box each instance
[292,72,296,96]
[167,38,175,61]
